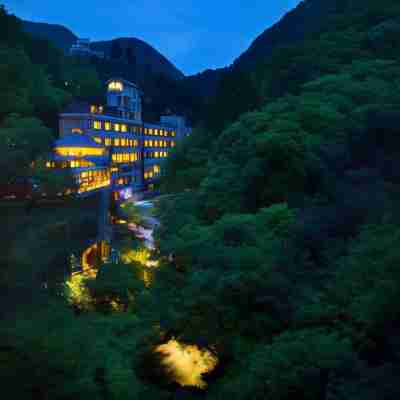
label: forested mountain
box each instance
[3,0,400,398]
[22,20,77,51]
[184,0,371,99]
[156,0,400,397]
[22,20,184,80]
[20,19,202,123]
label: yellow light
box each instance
[93,120,102,130]
[55,147,105,157]
[155,340,218,389]
[108,81,123,91]
[105,122,111,131]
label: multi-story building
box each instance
[48,78,191,201]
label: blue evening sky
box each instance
[5,0,302,76]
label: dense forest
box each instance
[2,0,400,398]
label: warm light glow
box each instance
[155,340,218,389]
[77,169,111,193]
[105,122,111,131]
[55,147,105,157]
[65,274,94,310]
[93,120,102,130]
[108,81,123,91]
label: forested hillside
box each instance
[2,0,400,399]
[157,0,400,397]
[21,19,202,123]
[0,6,103,183]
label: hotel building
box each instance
[48,78,191,201]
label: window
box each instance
[172,131,176,137]
[94,137,102,144]
[114,123,120,132]
[105,122,111,131]
[93,120,102,130]
[90,105,97,113]
[105,138,112,146]
[121,138,126,146]
[114,138,120,146]
[108,81,123,91]
[121,124,127,132]
[72,128,83,134]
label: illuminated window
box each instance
[155,151,159,158]
[114,123,120,132]
[108,81,123,91]
[149,140,153,147]
[114,138,120,146]
[90,105,97,113]
[172,131,176,137]
[149,128,154,135]
[105,122,111,131]
[105,138,112,146]
[93,121,102,130]
[94,137,102,144]
[121,124,127,132]
[55,147,104,157]
[72,128,83,134]
[171,141,176,147]
[99,106,104,113]
[121,138,126,146]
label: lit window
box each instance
[90,105,97,113]
[72,128,83,134]
[172,131,176,137]
[108,81,123,91]
[155,151,159,158]
[93,121,102,130]
[115,138,120,146]
[121,138,126,146]
[105,122,111,131]
[149,140,153,147]
[121,124,127,132]
[114,123,120,132]
[99,106,104,113]
[105,138,112,146]
[94,137,102,144]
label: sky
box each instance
[5,0,302,76]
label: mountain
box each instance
[91,38,184,81]
[232,0,339,70]
[21,20,184,81]
[22,20,77,51]
[184,0,347,98]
